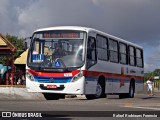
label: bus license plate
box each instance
[47,85,57,89]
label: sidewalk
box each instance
[0,86,77,100]
[0,86,45,100]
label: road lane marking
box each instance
[124,103,133,107]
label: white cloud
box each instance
[144,45,160,71]
[15,0,160,45]
[0,0,13,34]
[144,62,155,73]
[1,0,160,43]
[0,0,35,36]
[18,0,97,37]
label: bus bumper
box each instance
[26,76,85,95]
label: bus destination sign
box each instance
[43,32,80,38]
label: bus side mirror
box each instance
[24,42,28,50]
[23,36,32,50]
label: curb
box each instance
[0,87,45,100]
[0,87,79,100]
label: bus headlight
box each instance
[72,71,83,82]
[26,71,34,81]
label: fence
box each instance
[154,81,160,91]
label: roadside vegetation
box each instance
[0,34,25,65]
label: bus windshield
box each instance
[27,30,86,71]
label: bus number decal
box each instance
[64,73,72,77]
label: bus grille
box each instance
[34,76,72,83]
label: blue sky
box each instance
[0,0,160,72]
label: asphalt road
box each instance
[0,94,160,111]
[0,93,160,119]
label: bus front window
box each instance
[28,31,86,71]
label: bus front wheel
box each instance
[43,93,60,100]
[86,81,106,100]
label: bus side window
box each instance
[87,37,97,68]
[129,46,136,66]
[108,38,118,63]
[136,48,143,67]
[97,35,108,61]
[119,42,128,64]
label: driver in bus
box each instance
[52,41,65,60]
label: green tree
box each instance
[0,34,25,65]
[0,57,6,65]
[144,69,160,82]
[5,34,25,58]
[144,72,153,81]
[153,69,160,76]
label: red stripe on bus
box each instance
[27,69,144,80]
[83,70,144,80]
[27,69,80,78]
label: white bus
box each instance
[26,26,144,99]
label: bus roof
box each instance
[35,26,143,49]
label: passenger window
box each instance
[97,35,108,61]
[119,43,127,64]
[109,39,118,63]
[136,48,143,67]
[129,46,136,66]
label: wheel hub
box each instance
[96,83,102,97]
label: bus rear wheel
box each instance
[119,82,135,99]
[128,81,135,98]
[119,94,125,99]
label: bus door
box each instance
[85,37,97,94]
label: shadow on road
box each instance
[141,96,157,100]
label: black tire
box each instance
[119,94,124,99]
[119,81,135,99]
[99,80,106,98]
[43,93,60,100]
[59,94,65,99]
[86,81,106,100]
[128,81,135,98]
[85,95,96,100]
